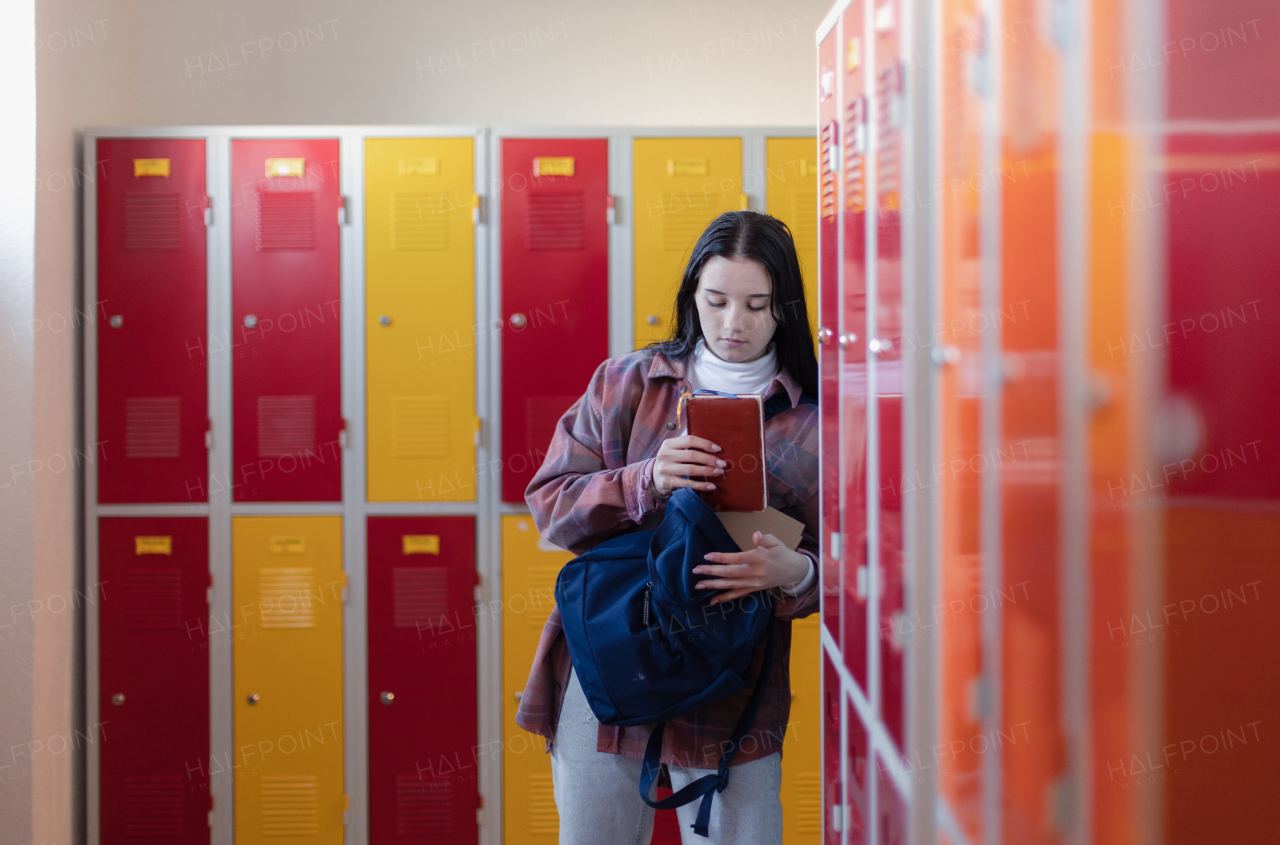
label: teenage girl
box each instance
[517,211,820,845]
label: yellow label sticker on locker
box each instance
[265,158,305,178]
[402,535,440,555]
[847,37,861,70]
[134,535,172,555]
[269,535,306,555]
[401,157,439,176]
[668,159,709,177]
[533,157,575,177]
[133,159,171,178]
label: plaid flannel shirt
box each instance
[515,347,820,768]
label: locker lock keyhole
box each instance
[243,315,258,328]
[108,315,123,329]
[509,313,527,329]
[380,692,395,705]
[247,694,260,705]
[111,693,125,706]
[378,315,392,327]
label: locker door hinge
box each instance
[473,416,482,447]
[606,194,617,225]
[339,418,349,450]
[471,193,485,225]
[204,196,213,227]
[207,572,214,605]
[342,793,350,825]
[739,193,750,211]
[337,196,349,226]
[341,572,349,604]
[208,795,214,827]
[205,418,213,450]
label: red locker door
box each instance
[500,139,609,502]
[817,27,842,645]
[97,139,208,503]
[872,1,906,750]
[840,2,872,691]
[367,517,477,844]
[99,517,209,844]
[231,139,342,502]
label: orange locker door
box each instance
[233,516,345,845]
[632,138,743,348]
[501,516,567,843]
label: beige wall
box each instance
[23,0,826,840]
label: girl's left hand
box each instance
[693,532,812,605]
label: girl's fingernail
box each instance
[716,460,727,467]
[712,445,722,452]
[706,483,716,490]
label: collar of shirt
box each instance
[645,350,805,409]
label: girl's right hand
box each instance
[652,435,726,498]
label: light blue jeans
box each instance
[550,670,783,845]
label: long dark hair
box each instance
[652,211,817,397]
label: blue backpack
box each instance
[555,487,777,836]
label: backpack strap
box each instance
[638,617,779,837]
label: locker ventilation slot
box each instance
[125,396,181,459]
[124,193,180,251]
[795,773,822,833]
[525,565,561,626]
[256,191,315,250]
[259,568,316,628]
[390,193,451,251]
[257,395,316,457]
[528,773,558,834]
[659,207,716,252]
[124,568,183,629]
[524,396,576,458]
[789,190,818,251]
[259,776,319,836]
[395,775,452,835]
[124,776,184,836]
[392,567,449,629]
[392,396,450,458]
[525,192,584,251]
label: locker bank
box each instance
[8,0,1276,843]
[82,127,821,845]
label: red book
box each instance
[685,394,767,512]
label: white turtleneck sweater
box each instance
[685,340,815,596]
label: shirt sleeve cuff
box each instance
[779,556,816,596]
[623,458,662,524]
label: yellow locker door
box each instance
[502,516,571,844]
[366,137,477,502]
[782,616,822,844]
[633,138,743,348]
[766,138,819,341]
[233,516,345,845]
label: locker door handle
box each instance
[108,315,123,329]
[838,333,857,348]
[111,693,125,706]
[380,692,395,705]
[817,327,833,345]
[509,313,527,329]
[378,315,392,327]
[247,694,260,705]
[645,315,660,327]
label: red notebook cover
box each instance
[685,394,767,512]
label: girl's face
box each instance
[694,256,777,363]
